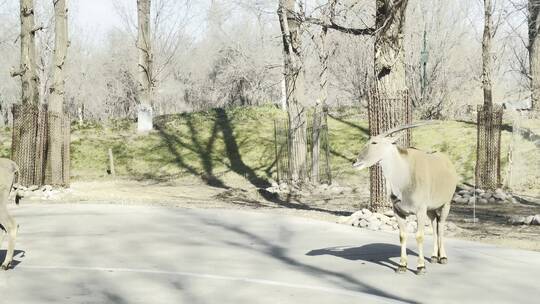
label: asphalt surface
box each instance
[1,203,539,303]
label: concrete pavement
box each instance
[1,203,539,303]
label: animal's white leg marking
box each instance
[438,203,451,263]
[0,190,17,270]
[427,210,439,262]
[416,208,427,273]
[394,206,408,272]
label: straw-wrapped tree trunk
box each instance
[10,0,42,186]
[48,0,68,186]
[137,0,153,132]
[278,0,308,184]
[475,0,502,190]
[369,0,410,212]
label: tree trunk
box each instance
[137,0,153,132]
[48,0,68,186]
[278,0,308,184]
[475,0,501,190]
[19,0,39,106]
[482,0,493,108]
[370,0,410,212]
[311,0,335,184]
[11,0,42,186]
[529,0,540,111]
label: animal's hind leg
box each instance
[0,190,17,270]
[416,207,427,275]
[394,206,408,274]
[438,202,451,264]
[427,210,439,263]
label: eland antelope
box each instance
[0,158,19,270]
[353,122,458,275]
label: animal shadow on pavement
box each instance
[0,250,25,270]
[307,243,418,273]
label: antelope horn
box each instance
[381,120,440,137]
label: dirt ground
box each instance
[26,176,540,252]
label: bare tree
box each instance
[11,0,39,105]
[137,0,153,132]
[475,0,503,191]
[311,0,337,184]
[47,0,68,185]
[529,0,540,111]
[278,0,308,184]
[369,0,410,212]
[483,0,494,108]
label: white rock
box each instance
[28,185,39,191]
[468,197,476,204]
[381,224,395,232]
[362,208,372,217]
[475,188,485,194]
[454,197,468,204]
[524,215,535,225]
[406,222,417,233]
[488,197,496,204]
[368,215,380,224]
[458,189,469,195]
[478,198,488,204]
[480,192,492,199]
[446,222,458,232]
[532,215,540,225]
[493,193,506,200]
[350,211,363,219]
[378,214,390,224]
[509,216,525,225]
[368,221,381,231]
[383,210,394,218]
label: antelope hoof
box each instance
[416,266,426,275]
[439,257,448,264]
[395,265,407,274]
[430,256,439,264]
[1,263,11,271]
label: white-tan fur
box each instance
[353,122,458,274]
[0,158,19,270]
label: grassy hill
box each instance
[0,105,538,195]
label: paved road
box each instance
[1,203,539,304]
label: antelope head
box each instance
[352,121,439,170]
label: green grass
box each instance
[0,106,538,194]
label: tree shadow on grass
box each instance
[307,244,418,273]
[154,109,352,216]
[327,113,369,135]
[215,108,271,189]
[155,115,228,189]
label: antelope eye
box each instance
[371,142,377,145]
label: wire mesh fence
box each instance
[368,89,412,212]
[12,104,70,187]
[274,110,332,185]
[475,104,503,190]
[503,110,540,197]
